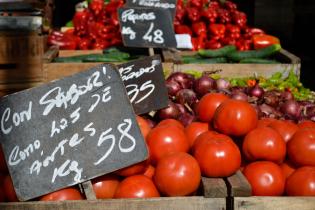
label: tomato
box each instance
[146,124,190,165]
[287,128,315,167]
[193,132,241,177]
[115,160,148,177]
[268,120,298,143]
[40,187,84,201]
[243,161,285,196]
[156,119,184,130]
[256,118,277,128]
[252,34,280,50]
[114,175,160,198]
[298,120,315,129]
[143,165,155,179]
[196,93,229,122]
[0,147,8,173]
[213,99,258,136]
[280,161,296,179]
[285,166,315,196]
[136,116,152,139]
[3,175,18,202]
[154,152,201,196]
[242,127,286,163]
[184,122,209,147]
[92,174,120,199]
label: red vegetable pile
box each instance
[174,0,279,50]
[48,0,124,50]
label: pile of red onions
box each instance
[156,72,315,125]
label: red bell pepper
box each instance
[48,31,77,50]
[78,38,91,50]
[243,27,265,39]
[73,9,92,36]
[187,7,201,22]
[221,37,236,46]
[191,35,206,51]
[188,0,203,9]
[209,24,226,40]
[225,24,240,39]
[217,9,231,24]
[205,39,222,49]
[201,7,218,23]
[89,0,104,16]
[252,34,280,50]
[236,39,252,51]
[175,6,186,23]
[175,25,193,36]
[224,1,237,11]
[92,39,110,49]
[192,22,207,36]
[232,11,247,28]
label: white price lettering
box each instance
[143,22,164,44]
[126,80,155,104]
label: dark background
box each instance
[53,0,315,90]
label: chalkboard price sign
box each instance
[118,7,177,48]
[125,0,177,21]
[0,64,148,201]
[118,55,169,115]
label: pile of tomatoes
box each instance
[1,93,315,201]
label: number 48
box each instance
[143,22,164,44]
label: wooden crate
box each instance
[162,49,301,79]
[42,47,174,82]
[0,32,45,84]
[0,175,229,210]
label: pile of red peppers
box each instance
[48,0,124,50]
[48,0,279,51]
[175,0,271,51]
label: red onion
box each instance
[305,106,315,118]
[175,103,186,115]
[167,72,194,89]
[193,76,215,97]
[178,113,196,127]
[259,104,281,118]
[281,90,294,101]
[157,101,180,120]
[215,78,230,90]
[175,89,198,106]
[231,91,248,101]
[165,79,182,96]
[263,91,279,107]
[280,100,301,119]
[249,85,264,98]
[251,104,263,118]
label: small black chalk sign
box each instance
[118,7,177,48]
[0,64,148,201]
[118,55,169,115]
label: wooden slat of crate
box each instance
[234,197,315,210]
[163,49,301,79]
[43,62,174,82]
[225,171,251,197]
[0,197,226,210]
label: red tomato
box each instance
[92,174,120,199]
[40,187,84,201]
[3,175,18,202]
[285,166,315,196]
[193,132,241,177]
[115,160,148,177]
[156,119,184,130]
[242,127,286,163]
[196,93,229,122]
[280,161,296,179]
[0,147,8,173]
[243,161,285,196]
[213,99,258,136]
[287,128,315,167]
[184,122,209,147]
[298,120,315,129]
[114,175,160,198]
[256,118,277,128]
[136,116,151,139]
[252,34,280,50]
[143,165,155,179]
[154,152,201,196]
[146,125,190,165]
[268,120,298,143]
